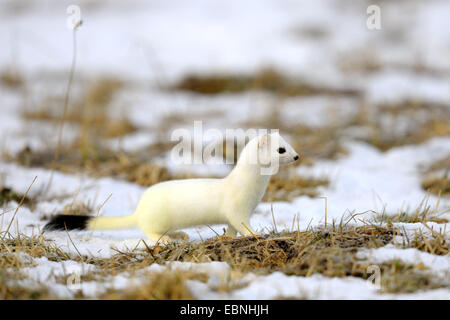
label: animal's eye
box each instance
[277,147,286,154]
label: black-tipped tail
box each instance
[44,215,91,231]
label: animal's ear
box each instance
[258,134,270,149]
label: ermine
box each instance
[44,132,299,242]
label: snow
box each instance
[258,138,450,232]
[2,0,450,83]
[188,271,450,300]
[8,249,449,299]
[357,245,450,280]
[8,255,97,298]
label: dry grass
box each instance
[0,222,447,299]
[60,200,94,217]
[243,107,349,162]
[3,69,449,297]
[0,69,23,89]
[38,197,96,222]
[15,74,447,190]
[11,142,327,200]
[427,155,450,172]
[407,231,449,256]
[0,234,67,299]
[22,77,136,139]
[11,145,196,188]
[0,187,33,207]
[148,225,444,293]
[357,100,450,151]
[378,259,443,294]
[172,76,450,161]
[51,223,445,295]
[370,197,449,255]
[421,155,450,197]
[0,273,53,300]
[288,125,348,162]
[422,177,450,197]
[101,270,207,300]
[241,98,450,161]
[172,68,360,97]
[156,225,393,274]
[168,73,361,166]
[373,210,448,225]
[264,174,328,201]
[0,233,71,267]
[338,49,449,77]
[338,50,383,74]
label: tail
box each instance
[44,214,137,232]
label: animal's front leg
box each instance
[227,214,257,237]
[227,224,237,237]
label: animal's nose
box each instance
[294,155,299,161]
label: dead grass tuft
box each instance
[289,125,348,161]
[0,187,33,208]
[427,155,450,172]
[152,225,446,293]
[421,155,450,197]
[242,98,450,159]
[172,68,360,97]
[372,198,449,255]
[422,176,450,197]
[158,226,393,276]
[373,210,448,225]
[264,174,328,201]
[0,271,53,299]
[356,100,450,151]
[101,270,206,300]
[0,69,23,89]
[0,233,68,299]
[243,107,348,162]
[408,233,449,256]
[60,200,94,217]
[1,223,446,298]
[22,77,136,139]
[84,78,122,107]
[378,259,443,293]
[12,143,327,200]
[11,145,198,188]
[0,233,71,267]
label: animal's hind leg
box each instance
[140,225,171,244]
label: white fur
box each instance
[88,132,299,242]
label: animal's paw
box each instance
[157,235,172,245]
[147,235,171,246]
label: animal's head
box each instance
[256,132,299,173]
